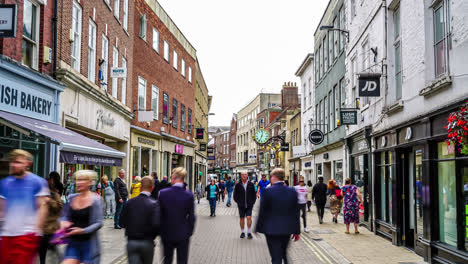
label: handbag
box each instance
[335,188,343,200]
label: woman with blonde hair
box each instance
[61,170,103,264]
[327,179,342,223]
[130,176,142,199]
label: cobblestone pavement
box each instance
[105,198,427,264]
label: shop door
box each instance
[353,155,369,224]
[401,149,415,249]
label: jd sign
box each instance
[358,73,381,97]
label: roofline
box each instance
[295,53,314,76]
[237,93,280,114]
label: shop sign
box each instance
[207,147,214,154]
[199,143,207,151]
[96,109,115,130]
[358,73,381,97]
[137,136,155,147]
[175,144,184,154]
[0,5,16,38]
[249,154,257,159]
[358,140,368,151]
[340,110,357,125]
[0,79,55,122]
[405,127,412,140]
[309,129,324,145]
[208,155,215,160]
[281,143,289,152]
[304,162,312,167]
[196,128,204,139]
[293,145,306,157]
[110,67,127,78]
[59,151,122,167]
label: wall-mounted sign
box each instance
[249,154,257,159]
[323,153,329,159]
[199,143,207,151]
[196,128,204,139]
[137,136,155,147]
[110,67,127,78]
[304,162,312,167]
[309,129,324,145]
[0,5,16,38]
[292,145,306,158]
[358,73,381,97]
[207,147,214,154]
[137,111,154,122]
[208,155,215,160]
[405,127,412,140]
[280,143,289,152]
[175,144,184,154]
[340,110,358,125]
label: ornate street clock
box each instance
[254,129,269,144]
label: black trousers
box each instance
[162,239,190,264]
[39,234,55,264]
[307,201,312,211]
[316,202,325,221]
[266,235,290,264]
[127,240,155,264]
[299,204,307,228]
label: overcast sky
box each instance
[157,0,329,126]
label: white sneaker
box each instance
[304,227,309,233]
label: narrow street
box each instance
[102,199,425,264]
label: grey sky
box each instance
[157,0,329,126]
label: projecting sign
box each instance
[196,128,204,139]
[208,156,215,160]
[340,110,358,125]
[309,129,324,145]
[0,5,16,38]
[358,73,381,97]
[207,147,214,154]
[280,143,290,152]
[110,67,127,78]
[199,143,207,151]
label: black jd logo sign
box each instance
[358,74,381,97]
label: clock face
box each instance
[255,129,269,144]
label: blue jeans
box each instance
[64,239,93,263]
[209,197,216,215]
[115,198,127,227]
[227,191,233,205]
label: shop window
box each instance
[132,147,139,177]
[22,0,39,69]
[415,149,424,236]
[151,150,158,175]
[462,162,468,251]
[378,151,393,224]
[172,99,178,129]
[163,93,169,124]
[141,148,150,176]
[334,160,343,185]
[163,152,170,177]
[317,163,322,177]
[437,142,457,247]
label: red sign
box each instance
[175,144,184,154]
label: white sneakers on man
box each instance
[304,227,309,233]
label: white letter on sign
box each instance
[363,81,377,92]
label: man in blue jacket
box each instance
[255,168,300,264]
[225,176,235,207]
[158,167,196,264]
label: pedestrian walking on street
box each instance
[101,175,116,219]
[114,169,129,229]
[306,180,313,212]
[159,176,171,190]
[294,176,309,233]
[218,180,225,202]
[206,179,219,216]
[195,179,204,204]
[39,176,63,264]
[233,172,257,239]
[60,170,104,264]
[341,178,363,234]
[312,176,327,224]
[158,167,196,264]
[255,168,300,264]
[327,179,343,224]
[0,149,50,264]
[225,176,235,206]
[130,176,142,199]
[257,174,270,198]
[150,172,161,200]
[49,171,65,196]
[120,176,161,264]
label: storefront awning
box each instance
[0,111,125,166]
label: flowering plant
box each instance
[446,101,468,155]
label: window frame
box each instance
[152,28,159,53]
[433,0,450,78]
[172,99,178,129]
[151,85,159,120]
[138,76,147,111]
[112,46,119,98]
[173,50,178,70]
[22,0,40,70]
[188,67,192,83]
[88,19,97,83]
[114,0,120,20]
[180,104,186,132]
[121,56,127,104]
[163,92,169,124]
[71,0,82,72]
[139,14,147,40]
[164,41,170,62]
[123,0,128,31]
[181,59,186,77]
[101,34,109,90]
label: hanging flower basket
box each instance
[445,101,468,155]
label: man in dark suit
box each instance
[158,167,196,264]
[150,171,160,200]
[233,172,257,239]
[120,176,160,264]
[256,168,300,264]
[312,176,328,224]
[114,169,129,229]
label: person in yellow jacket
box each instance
[130,176,142,199]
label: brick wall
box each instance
[0,0,55,75]
[56,0,134,107]
[131,0,196,141]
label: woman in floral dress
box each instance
[341,177,363,234]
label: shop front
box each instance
[194,150,207,191]
[346,127,372,230]
[130,126,161,179]
[0,57,65,178]
[312,142,345,187]
[301,157,314,184]
[160,133,195,189]
[372,102,468,263]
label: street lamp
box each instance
[204,113,215,117]
[320,25,349,41]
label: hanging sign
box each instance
[309,129,324,145]
[199,143,207,151]
[0,5,16,38]
[280,143,289,152]
[196,128,204,139]
[358,73,381,97]
[340,110,358,125]
[110,67,127,78]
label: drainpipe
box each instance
[382,0,388,109]
[53,0,58,79]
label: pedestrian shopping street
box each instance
[101,199,425,264]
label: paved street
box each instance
[102,197,426,264]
